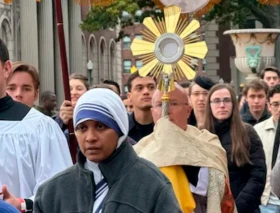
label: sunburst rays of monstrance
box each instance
[131,5,208,116]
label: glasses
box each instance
[270,102,280,109]
[153,102,188,109]
[191,91,208,97]
[210,98,232,107]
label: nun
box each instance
[34,88,181,213]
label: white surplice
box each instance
[0,108,73,198]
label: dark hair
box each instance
[242,79,269,97]
[40,91,56,103]
[103,80,121,95]
[260,66,280,79]
[90,84,113,90]
[180,81,191,88]
[90,84,120,95]
[204,84,251,167]
[121,95,127,100]
[0,39,9,64]
[238,93,243,104]
[11,61,40,90]
[268,84,280,101]
[69,73,89,90]
[127,71,156,92]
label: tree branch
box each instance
[242,1,275,28]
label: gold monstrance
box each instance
[131,3,208,116]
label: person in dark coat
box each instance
[241,80,271,126]
[126,71,156,142]
[34,88,181,213]
[204,84,267,213]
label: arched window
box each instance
[109,41,116,80]
[88,36,98,85]
[81,34,87,75]
[1,23,8,44]
[0,18,13,60]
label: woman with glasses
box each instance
[204,84,266,213]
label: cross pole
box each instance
[54,0,77,163]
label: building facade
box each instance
[81,6,122,90]
[0,0,86,105]
[121,23,145,93]
[0,0,251,100]
[119,19,251,94]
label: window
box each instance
[135,34,142,40]
[134,10,143,23]
[202,59,206,72]
[123,36,131,49]
[123,60,132,73]
[136,60,143,69]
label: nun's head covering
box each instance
[74,88,128,148]
[194,76,216,91]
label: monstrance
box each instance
[131,2,209,116]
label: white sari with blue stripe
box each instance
[85,159,109,213]
[74,89,130,213]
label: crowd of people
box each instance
[1,35,280,213]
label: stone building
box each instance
[0,0,249,99]
[0,0,85,104]
[81,6,122,89]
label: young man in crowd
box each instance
[242,79,270,126]
[122,97,134,113]
[103,79,121,96]
[0,46,72,212]
[188,76,216,128]
[241,66,280,114]
[127,71,156,142]
[35,91,57,117]
[6,61,39,108]
[260,66,280,88]
[255,84,280,212]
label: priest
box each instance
[134,83,236,213]
[0,39,72,212]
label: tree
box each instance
[205,0,280,28]
[81,0,280,35]
[204,0,280,67]
[81,0,280,64]
[80,0,165,41]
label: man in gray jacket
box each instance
[271,152,280,199]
